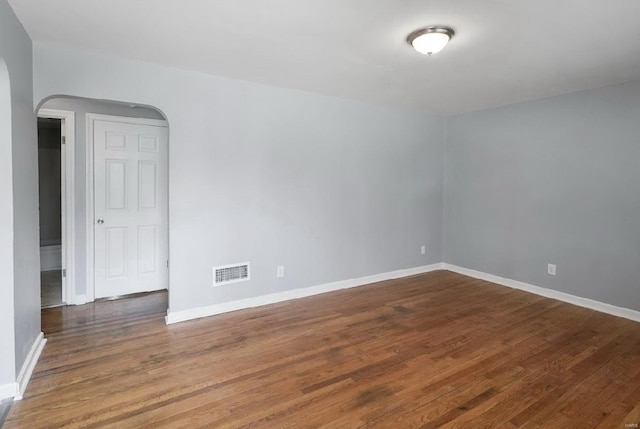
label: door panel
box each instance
[106,159,127,210]
[94,119,168,299]
[138,161,157,209]
[138,226,157,274]
[106,227,127,278]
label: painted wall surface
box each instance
[0,57,16,394]
[0,0,39,393]
[40,97,164,296]
[34,43,446,314]
[38,121,62,246]
[445,80,640,311]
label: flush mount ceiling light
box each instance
[407,26,455,56]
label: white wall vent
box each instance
[213,262,250,286]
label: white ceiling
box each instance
[9,0,640,115]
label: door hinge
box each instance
[62,269,67,278]
[166,260,169,268]
[61,136,66,145]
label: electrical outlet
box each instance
[276,266,285,278]
[547,264,556,276]
[421,245,426,255]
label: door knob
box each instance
[96,219,104,224]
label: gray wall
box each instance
[34,43,446,314]
[40,97,164,296]
[444,80,640,311]
[0,53,15,395]
[0,0,40,394]
[38,121,62,246]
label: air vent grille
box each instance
[213,262,250,286]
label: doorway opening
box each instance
[36,96,169,310]
[37,116,65,307]
[37,108,75,308]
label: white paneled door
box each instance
[93,117,168,299]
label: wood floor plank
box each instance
[5,270,640,428]
[621,403,640,429]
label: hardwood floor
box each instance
[6,270,640,428]
[40,270,63,308]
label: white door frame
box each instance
[86,113,169,302]
[37,108,76,305]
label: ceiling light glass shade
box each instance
[407,27,455,55]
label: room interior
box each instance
[1,0,639,427]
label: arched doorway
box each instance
[35,96,170,309]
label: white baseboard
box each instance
[166,261,640,326]
[443,264,640,323]
[69,294,88,306]
[40,245,62,271]
[0,382,18,401]
[166,263,443,324]
[14,332,46,400]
